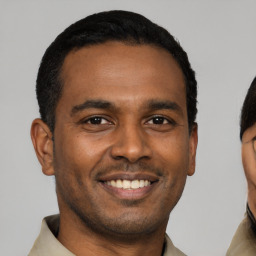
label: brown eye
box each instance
[85,116,109,125]
[153,117,166,124]
[147,116,170,125]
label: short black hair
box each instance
[36,10,197,132]
[240,76,256,139]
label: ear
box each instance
[187,123,198,176]
[30,118,55,176]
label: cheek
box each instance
[53,133,98,199]
[53,130,111,176]
[153,135,190,196]
[155,134,189,168]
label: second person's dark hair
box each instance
[240,76,256,139]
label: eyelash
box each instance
[81,115,176,126]
[82,116,112,125]
[146,115,176,125]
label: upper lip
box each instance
[97,172,160,183]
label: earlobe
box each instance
[30,118,55,176]
[187,123,198,176]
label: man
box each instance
[29,10,198,256]
[227,77,256,255]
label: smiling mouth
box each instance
[104,179,151,190]
[97,171,160,200]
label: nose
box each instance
[110,124,152,163]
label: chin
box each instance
[73,204,168,238]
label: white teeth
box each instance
[116,179,122,188]
[123,180,131,189]
[139,180,145,188]
[110,180,116,187]
[105,179,151,190]
[131,180,140,189]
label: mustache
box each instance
[94,161,164,179]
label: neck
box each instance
[57,212,167,256]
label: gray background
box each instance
[1,1,256,255]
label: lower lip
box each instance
[100,182,158,200]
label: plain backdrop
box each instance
[1,1,256,255]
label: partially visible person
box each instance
[227,76,256,255]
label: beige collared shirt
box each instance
[29,215,185,256]
[226,216,256,256]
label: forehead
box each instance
[58,42,186,111]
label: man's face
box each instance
[53,42,197,236]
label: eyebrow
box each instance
[146,100,183,115]
[71,100,114,116]
[71,99,183,116]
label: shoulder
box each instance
[164,234,186,256]
[28,215,75,256]
[226,216,256,256]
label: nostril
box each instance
[113,155,126,160]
